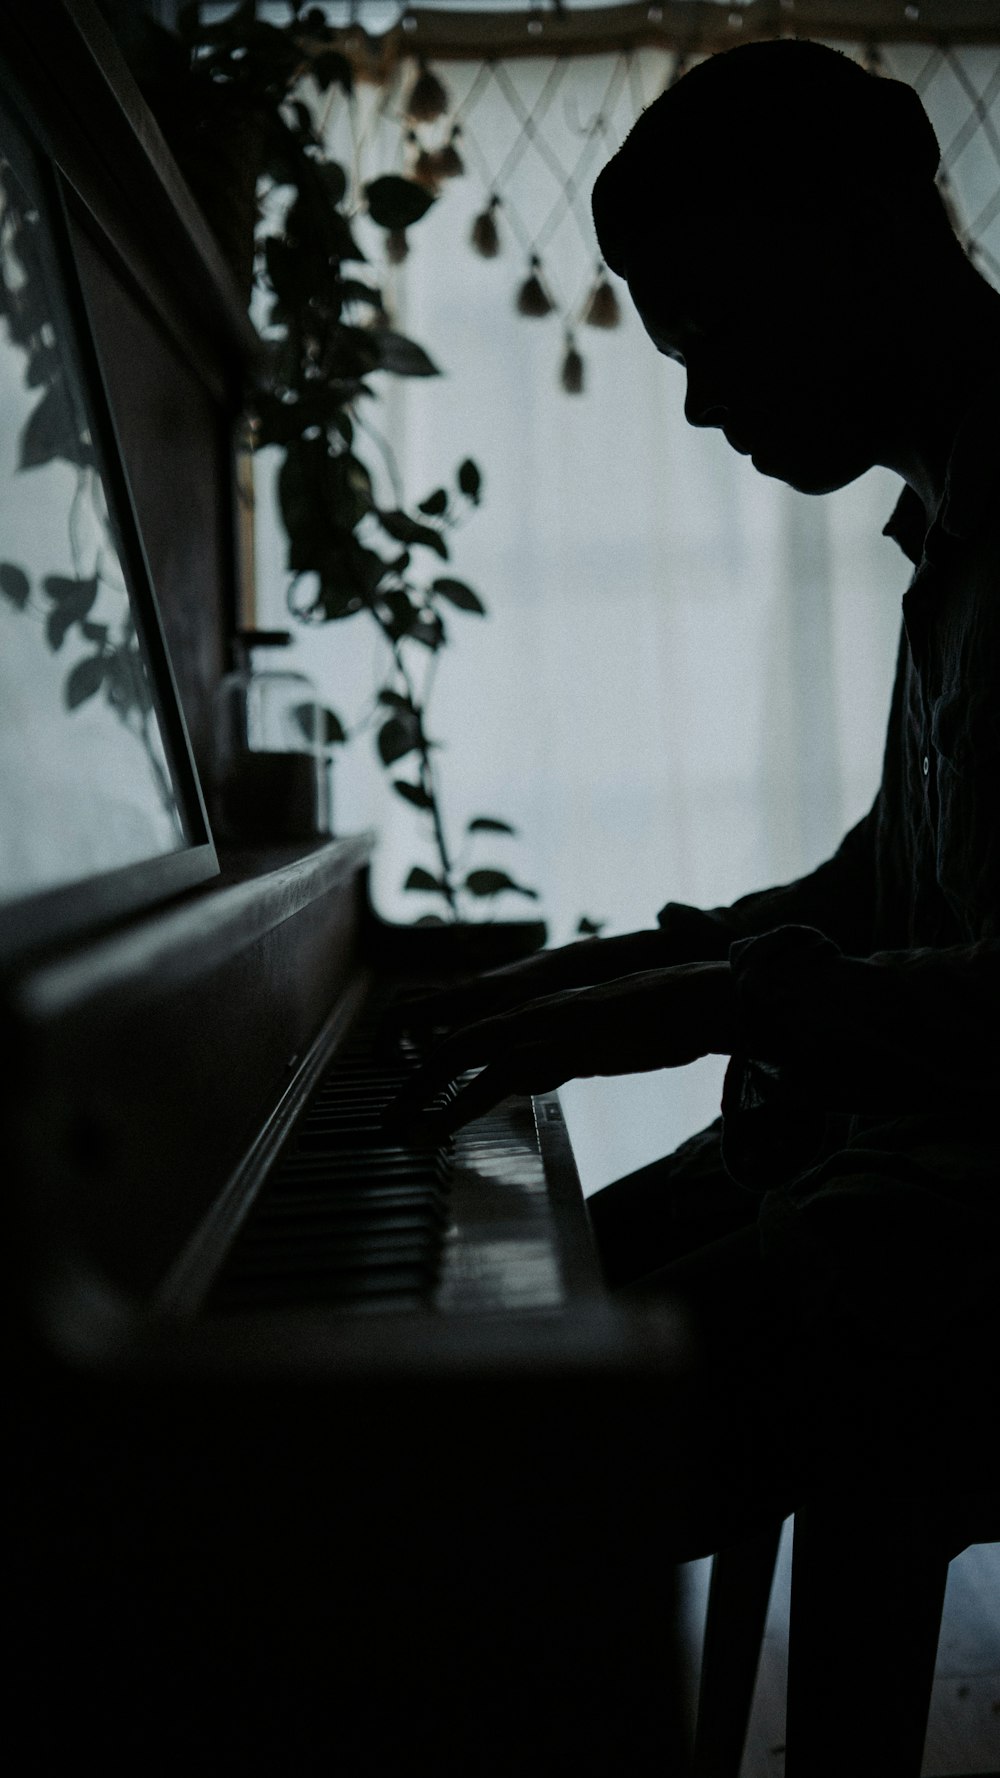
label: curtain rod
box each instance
[332,2,1000,71]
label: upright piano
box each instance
[2,7,691,1771]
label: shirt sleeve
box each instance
[657,800,879,959]
[727,922,1000,1114]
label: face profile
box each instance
[590,38,990,507]
[623,212,895,497]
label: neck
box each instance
[883,275,1000,517]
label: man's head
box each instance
[592,41,971,495]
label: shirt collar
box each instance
[882,483,926,567]
[882,373,1000,566]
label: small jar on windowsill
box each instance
[212,629,333,843]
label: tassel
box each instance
[583,271,621,329]
[429,127,464,181]
[386,228,409,264]
[412,147,440,190]
[516,254,552,318]
[471,195,501,258]
[405,61,449,124]
[561,336,584,395]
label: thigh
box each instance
[622,1212,999,1561]
[586,1116,759,1288]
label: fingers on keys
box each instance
[382,1021,560,1142]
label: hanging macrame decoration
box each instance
[411,138,440,188]
[582,265,621,329]
[471,194,502,258]
[517,253,553,317]
[429,125,464,181]
[561,333,584,395]
[405,60,450,124]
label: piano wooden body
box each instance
[3,7,691,1771]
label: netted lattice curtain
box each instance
[305,15,1000,395]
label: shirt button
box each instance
[922,754,930,776]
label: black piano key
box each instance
[225,1241,438,1276]
[237,1212,445,1245]
[209,1000,453,1314]
[257,1183,447,1210]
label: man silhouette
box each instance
[388,40,1000,1557]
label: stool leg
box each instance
[785,1496,949,1778]
[692,1517,784,1778]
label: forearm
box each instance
[660,801,880,958]
[729,924,1000,1113]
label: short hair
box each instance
[592,39,945,279]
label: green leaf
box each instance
[104,647,152,717]
[364,174,435,231]
[465,869,540,900]
[430,577,484,614]
[378,713,420,765]
[43,578,98,651]
[378,588,418,641]
[418,488,448,517]
[65,652,106,710]
[467,816,516,835]
[409,611,445,650]
[457,458,482,502]
[378,510,449,558]
[337,277,382,310]
[0,563,30,610]
[405,866,445,893]
[576,916,605,936]
[19,379,88,471]
[393,779,434,811]
[25,342,59,389]
[290,700,345,745]
[43,575,97,604]
[369,329,440,377]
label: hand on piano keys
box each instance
[381,924,688,1039]
[383,959,736,1142]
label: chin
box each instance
[751,439,875,495]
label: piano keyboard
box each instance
[209,999,581,1317]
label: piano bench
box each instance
[691,1491,1000,1778]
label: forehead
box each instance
[622,201,834,348]
[624,244,731,351]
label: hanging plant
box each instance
[124,3,538,925]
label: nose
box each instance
[680,343,734,429]
[684,371,729,431]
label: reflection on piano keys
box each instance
[211,996,588,1319]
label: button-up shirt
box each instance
[657,387,1000,1350]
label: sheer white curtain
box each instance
[255,42,999,1193]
